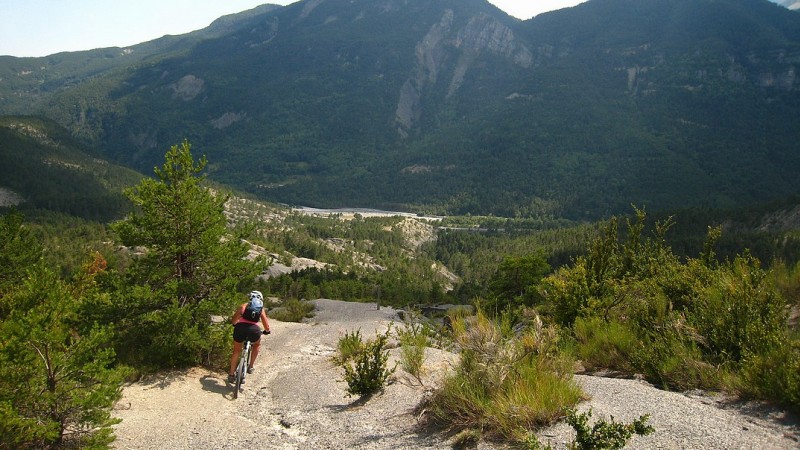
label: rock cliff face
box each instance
[774,0,800,10]
[171,75,204,101]
[395,10,532,136]
[455,14,533,68]
[394,10,453,137]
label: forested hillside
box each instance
[1,0,798,219]
[0,116,140,220]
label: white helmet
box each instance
[249,290,263,302]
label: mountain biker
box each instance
[228,290,271,384]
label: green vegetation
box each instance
[423,310,583,445]
[0,116,140,221]
[2,125,800,448]
[254,213,453,308]
[539,208,800,409]
[0,209,41,297]
[0,213,128,449]
[339,329,396,398]
[565,408,654,450]
[4,1,800,220]
[396,315,430,384]
[484,254,552,314]
[416,205,798,447]
[334,329,365,366]
[0,141,267,447]
[267,298,316,322]
[109,140,264,368]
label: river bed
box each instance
[291,206,443,220]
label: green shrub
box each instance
[396,317,429,383]
[541,208,798,405]
[524,432,554,450]
[269,298,316,322]
[628,324,723,391]
[565,408,654,450]
[341,330,396,398]
[691,254,789,365]
[573,317,637,372]
[334,329,364,365]
[424,311,583,444]
[740,343,800,410]
[770,259,800,309]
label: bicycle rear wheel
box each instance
[233,342,249,398]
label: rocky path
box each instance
[112,300,455,449]
[112,299,799,449]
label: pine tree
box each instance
[0,264,126,449]
[0,208,42,306]
[111,140,264,367]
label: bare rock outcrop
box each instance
[395,10,532,136]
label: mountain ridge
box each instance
[1,0,799,219]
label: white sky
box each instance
[0,0,586,57]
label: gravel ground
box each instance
[112,299,799,449]
[537,376,799,449]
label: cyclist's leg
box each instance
[230,323,249,377]
[246,325,262,369]
[229,340,243,376]
[250,338,261,369]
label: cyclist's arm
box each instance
[231,304,244,325]
[260,309,271,333]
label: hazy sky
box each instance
[0,0,586,57]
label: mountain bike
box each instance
[233,330,269,398]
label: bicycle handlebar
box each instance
[262,330,271,335]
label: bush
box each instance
[541,208,799,407]
[269,298,316,322]
[341,330,396,398]
[770,259,800,310]
[334,329,364,365]
[565,408,654,450]
[424,311,583,444]
[740,343,800,410]
[573,317,637,372]
[691,254,789,365]
[628,328,722,391]
[396,315,430,383]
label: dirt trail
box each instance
[112,300,458,449]
[112,299,799,450]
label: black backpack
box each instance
[243,299,263,322]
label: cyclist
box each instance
[228,290,271,384]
